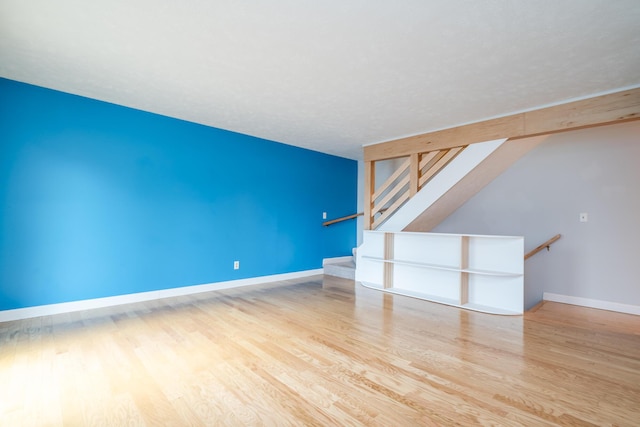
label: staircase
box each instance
[322,137,543,281]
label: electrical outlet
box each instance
[322,212,327,219]
[233,260,240,270]
[579,213,588,222]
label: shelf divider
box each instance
[460,235,469,305]
[383,232,394,289]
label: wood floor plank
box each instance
[1,276,639,426]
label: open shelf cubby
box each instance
[356,231,524,315]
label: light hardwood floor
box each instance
[1,275,639,426]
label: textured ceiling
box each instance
[1,1,639,160]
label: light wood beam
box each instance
[364,88,640,162]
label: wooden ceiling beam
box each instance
[364,87,640,162]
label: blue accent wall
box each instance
[0,78,357,311]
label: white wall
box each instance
[432,121,640,309]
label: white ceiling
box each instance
[1,1,639,160]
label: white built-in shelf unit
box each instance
[356,231,524,315]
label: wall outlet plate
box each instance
[579,213,588,222]
[233,261,239,270]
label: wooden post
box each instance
[364,160,375,230]
[409,153,419,197]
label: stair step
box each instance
[324,261,356,280]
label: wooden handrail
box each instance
[322,212,363,227]
[524,234,561,260]
[324,208,389,227]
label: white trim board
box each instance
[0,269,323,323]
[543,292,640,316]
[322,256,353,266]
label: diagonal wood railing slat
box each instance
[372,158,410,201]
[419,150,440,170]
[365,146,468,229]
[368,158,411,228]
[418,147,465,188]
[372,192,411,229]
[372,175,409,215]
[417,150,448,185]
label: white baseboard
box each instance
[543,292,640,316]
[0,269,323,323]
[322,256,353,266]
